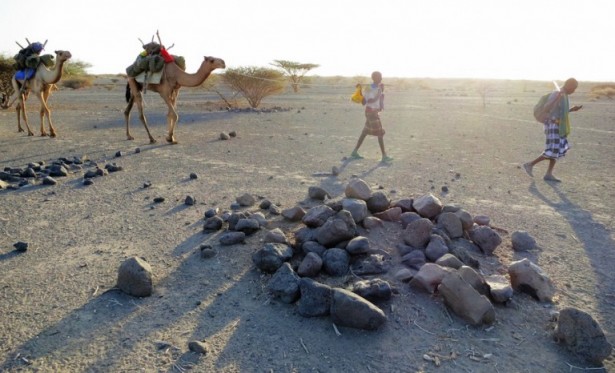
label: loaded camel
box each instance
[124,55,226,144]
[1,50,72,137]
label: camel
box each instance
[2,50,72,137]
[124,56,225,144]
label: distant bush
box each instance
[223,67,285,108]
[61,59,94,89]
[62,76,94,89]
[590,84,615,99]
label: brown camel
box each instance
[3,50,72,137]
[124,56,226,144]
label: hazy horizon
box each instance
[1,0,613,82]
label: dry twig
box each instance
[300,338,309,354]
[332,323,342,336]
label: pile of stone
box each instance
[0,155,123,189]
[116,177,612,365]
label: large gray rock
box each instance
[508,258,555,302]
[554,307,613,365]
[330,288,387,330]
[366,191,391,213]
[412,193,443,219]
[400,212,422,229]
[342,198,369,223]
[448,239,481,269]
[281,206,306,222]
[401,249,427,270]
[511,230,537,252]
[203,216,224,232]
[252,243,294,273]
[437,212,464,239]
[322,248,350,276]
[435,253,464,269]
[454,209,474,231]
[425,234,449,262]
[392,198,414,212]
[315,210,357,247]
[264,228,289,244]
[409,263,452,293]
[236,193,255,206]
[234,218,260,235]
[297,252,323,277]
[373,207,402,222]
[219,231,246,246]
[362,216,384,230]
[267,263,301,304]
[438,271,495,326]
[344,178,372,201]
[294,226,316,247]
[458,265,489,296]
[351,278,392,302]
[468,225,502,255]
[302,205,337,228]
[117,257,153,297]
[302,241,327,256]
[297,278,332,317]
[401,218,433,249]
[308,186,330,200]
[484,274,513,303]
[345,236,371,255]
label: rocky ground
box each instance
[0,77,614,372]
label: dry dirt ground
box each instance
[1,77,614,373]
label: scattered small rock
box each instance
[13,241,28,252]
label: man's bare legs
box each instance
[523,155,560,182]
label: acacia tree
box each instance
[271,60,319,93]
[222,67,285,108]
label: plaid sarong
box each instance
[364,110,385,136]
[543,118,569,159]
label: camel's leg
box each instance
[17,95,34,136]
[164,91,179,144]
[40,87,57,137]
[124,97,135,140]
[134,92,156,144]
[16,103,24,132]
[34,92,49,137]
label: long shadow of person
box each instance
[528,181,615,342]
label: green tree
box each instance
[62,60,94,89]
[222,67,285,108]
[271,60,319,93]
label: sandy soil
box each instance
[1,77,614,372]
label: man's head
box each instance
[563,78,578,94]
[371,71,382,84]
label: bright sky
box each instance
[1,0,613,81]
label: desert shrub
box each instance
[62,76,94,89]
[590,84,615,99]
[61,59,94,89]
[223,67,285,108]
[270,60,319,93]
[0,53,15,73]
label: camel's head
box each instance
[204,57,225,70]
[55,50,73,62]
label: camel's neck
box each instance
[175,61,214,87]
[39,58,67,84]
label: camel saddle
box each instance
[135,71,163,84]
[14,68,36,81]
